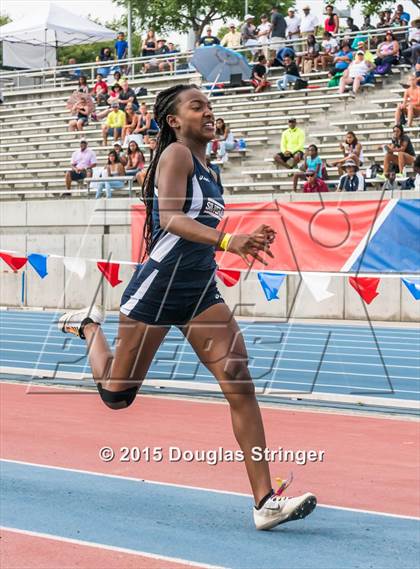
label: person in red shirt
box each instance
[303,170,329,192]
[92,73,109,105]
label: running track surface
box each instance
[1,311,419,408]
[1,382,419,568]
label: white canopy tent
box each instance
[0,2,116,69]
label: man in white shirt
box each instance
[221,24,242,49]
[300,5,319,37]
[285,7,301,41]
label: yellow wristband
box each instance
[220,233,232,251]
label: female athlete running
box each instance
[59,84,316,530]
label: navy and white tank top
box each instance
[149,154,225,272]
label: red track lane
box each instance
[0,529,193,569]
[1,383,419,517]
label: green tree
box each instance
[114,0,295,43]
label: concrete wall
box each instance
[1,192,419,322]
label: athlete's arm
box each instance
[157,143,275,266]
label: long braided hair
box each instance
[140,83,199,261]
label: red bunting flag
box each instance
[0,252,27,272]
[216,269,241,287]
[97,261,122,287]
[349,277,380,304]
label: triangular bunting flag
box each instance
[301,273,334,302]
[349,276,380,304]
[257,272,286,301]
[63,257,87,279]
[28,253,48,278]
[216,269,241,287]
[401,277,420,300]
[97,261,123,287]
[0,252,27,272]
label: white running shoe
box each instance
[58,305,105,338]
[253,492,317,531]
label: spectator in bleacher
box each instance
[198,27,220,47]
[257,14,272,57]
[285,8,301,41]
[125,140,146,185]
[115,32,128,61]
[303,170,329,193]
[381,170,400,191]
[402,18,420,66]
[391,4,411,25]
[274,118,305,168]
[113,141,127,166]
[331,42,353,75]
[251,55,270,92]
[337,160,365,191]
[77,76,89,94]
[102,102,126,146]
[361,16,372,32]
[142,30,157,57]
[324,5,340,35]
[330,131,364,175]
[241,14,258,56]
[156,39,172,72]
[300,5,319,39]
[96,47,114,77]
[166,42,179,73]
[221,24,242,48]
[375,31,400,70]
[134,102,159,143]
[121,102,140,144]
[319,32,339,70]
[65,139,96,193]
[148,137,157,162]
[119,80,139,111]
[95,150,126,199]
[355,41,375,65]
[395,75,420,127]
[377,11,390,30]
[383,124,416,178]
[300,34,321,74]
[92,74,108,106]
[345,17,359,34]
[292,144,324,191]
[61,57,82,80]
[269,6,287,53]
[271,45,296,67]
[206,118,235,163]
[338,50,375,96]
[276,54,301,90]
[144,39,170,74]
[109,70,125,87]
[68,96,91,132]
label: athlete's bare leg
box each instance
[83,313,169,392]
[180,302,272,505]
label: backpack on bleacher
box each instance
[135,87,148,97]
[293,78,308,90]
[375,62,392,75]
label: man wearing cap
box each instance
[300,5,319,38]
[113,141,127,166]
[337,160,365,192]
[285,7,301,41]
[270,6,287,53]
[221,24,242,48]
[274,118,305,168]
[102,102,126,146]
[64,139,97,193]
[303,170,329,193]
[198,27,220,47]
[241,14,258,49]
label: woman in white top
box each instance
[257,14,272,58]
[338,51,374,95]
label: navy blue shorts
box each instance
[120,261,225,327]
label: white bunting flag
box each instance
[301,273,334,302]
[63,257,87,279]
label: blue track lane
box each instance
[1,311,419,403]
[1,461,418,569]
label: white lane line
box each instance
[0,526,226,569]
[2,459,419,522]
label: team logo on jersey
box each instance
[199,175,211,183]
[204,198,224,220]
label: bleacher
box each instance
[0,50,417,199]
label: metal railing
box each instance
[0,24,411,93]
